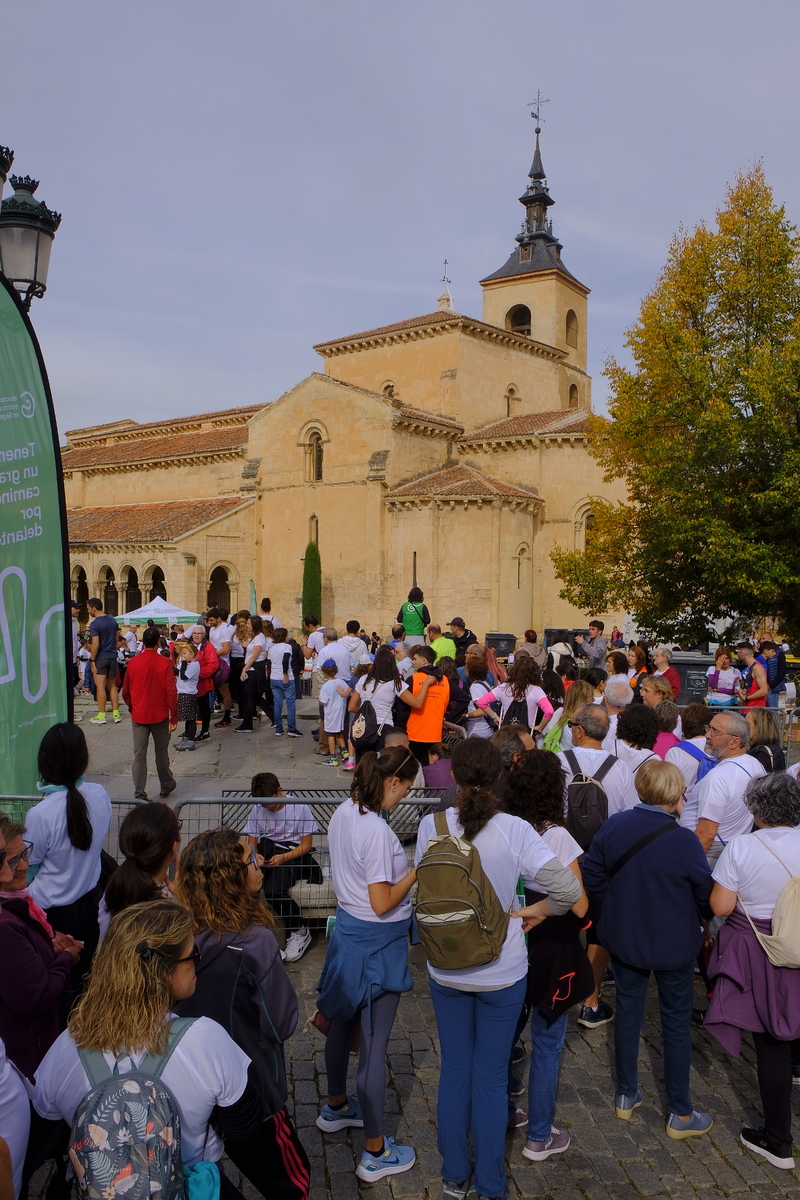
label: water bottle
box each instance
[319,847,331,880]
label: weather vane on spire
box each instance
[528,91,549,132]
[441,259,451,286]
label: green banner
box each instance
[0,278,69,794]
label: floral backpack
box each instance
[69,1018,196,1200]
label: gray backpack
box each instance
[69,1017,196,1200]
[739,835,800,968]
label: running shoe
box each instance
[665,1110,713,1139]
[522,1126,571,1161]
[577,1001,613,1028]
[355,1137,416,1182]
[287,729,303,738]
[284,927,312,962]
[614,1089,643,1120]
[341,757,356,771]
[89,714,107,724]
[112,710,122,723]
[740,1126,795,1169]
[315,1096,364,1133]
[322,756,340,766]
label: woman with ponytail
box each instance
[414,738,583,1200]
[98,803,181,938]
[314,746,419,1184]
[26,723,112,1007]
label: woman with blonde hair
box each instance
[33,900,261,1199]
[538,679,594,752]
[639,675,674,709]
[177,829,308,1200]
[745,708,786,773]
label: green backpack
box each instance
[542,722,565,753]
[415,810,510,970]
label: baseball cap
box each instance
[322,658,337,670]
[448,617,466,628]
[70,600,80,609]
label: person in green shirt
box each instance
[396,587,430,648]
[427,623,457,664]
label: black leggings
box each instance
[48,885,101,1019]
[753,1031,794,1152]
[229,657,246,715]
[224,1110,310,1200]
[197,691,213,734]
[241,664,274,728]
[325,991,400,1140]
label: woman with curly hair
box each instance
[503,750,591,1161]
[33,900,262,1199]
[176,829,308,1200]
[606,651,630,688]
[474,655,554,736]
[414,739,582,1196]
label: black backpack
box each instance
[563,749,615,851]
[501,697,530,729]
[351,697,380,745]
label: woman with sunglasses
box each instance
[176,829,309,1200]
[314,746,420,1184]
[99,803,182,938]
[0,814,82,1079]
[33,899,262,1200]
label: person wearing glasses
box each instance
[98,803,182,938]
[33,900,263,1200]
[176,829,309,1200]
[0,814,82,1079]
[315,747,421,1183]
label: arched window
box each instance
[381,380,397,399]
[102,567,118,616]
[149,566,167,602]
[515,545,530,590]
[207,566,230,611]
[72,566,88,623]
[505,385,519,418]
[305,432,324,482]
[506,304,531,336]
[566,309,579,349]
[308,514,319,544]
[569,384,579,408]
[122,567,142,613]
[584,511,595,550]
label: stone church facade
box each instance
[63,131,625,637]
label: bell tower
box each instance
[480,115,589,375]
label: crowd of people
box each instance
[12,600,792,1199]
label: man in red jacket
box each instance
[122,625,178,800]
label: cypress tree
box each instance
[302,541,322,621]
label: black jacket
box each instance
[176,926,298,1119]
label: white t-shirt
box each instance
[467,681,495,739]
[306,628,326,670]
[261,614,282,629]
[713,826,800,919]
[666,735,709,791]
[395,655,413,679]
[230,632,246,659]
[33,1017,249,1166]
[319,678,348,732]
[706,665,742,703]
[0,1041,29,1200]
[208,623,232,663]
[557,746,638,817]
[26,784,113,909]
[355,677,404,726]
[538,708,573,750]
[788,762,800,780]
[320,640,353,681]
[245,633,267,665]
[415,809,556,990]
[540,824,583,868]
[680,754,765,843]
[607,672,629,689]
[266,642,294,681]
[176,659,200,695]
[600,712,619,751]
[612,742,658,774]
[123,630,138,654]
[328,800,411,923]
[243,801,318,843]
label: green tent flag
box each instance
[0,278,70,794]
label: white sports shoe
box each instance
[284,927,312,962]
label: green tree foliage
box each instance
[302,541,322,621]
[552,166,800,642]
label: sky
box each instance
[2,0,799,438]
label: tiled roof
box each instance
[61,425,248,470]
[315,311,468,348]
[395,406,464,432]
[458,409,591,442]
[387,464,535,500]
[68,498,250,544]
[66,403,265,443]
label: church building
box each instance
[63,128,625,637]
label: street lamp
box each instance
[0,161,61,311]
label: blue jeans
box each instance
[430,975,526,1199]
[612,959,694,1115]
[527,1008,568,1141]
[767,691,780,709]
[271,678,296,733]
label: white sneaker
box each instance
[284,927,312,962]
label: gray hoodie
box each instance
[176,926,298,1119]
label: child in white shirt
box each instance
[319,659,349,764]
[175,642,200,750]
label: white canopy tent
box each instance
[114,599,202,626]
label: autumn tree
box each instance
[552,165,800,643]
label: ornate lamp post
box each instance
[0,152,61,311]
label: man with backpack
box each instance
[666,704,714,790]
[680,711,765,866]
[556,703,637,1029]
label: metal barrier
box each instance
[0,795,40,823]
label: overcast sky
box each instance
[3,1,799,437]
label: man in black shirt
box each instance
[447,617,477,656]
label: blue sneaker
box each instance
[315,1096,364,1132]
[614,1088,643,1120]
[355,1137,416,1181]
[666,1110,713,1139]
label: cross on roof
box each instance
[441,259,451,286]
[528,91,549,129]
